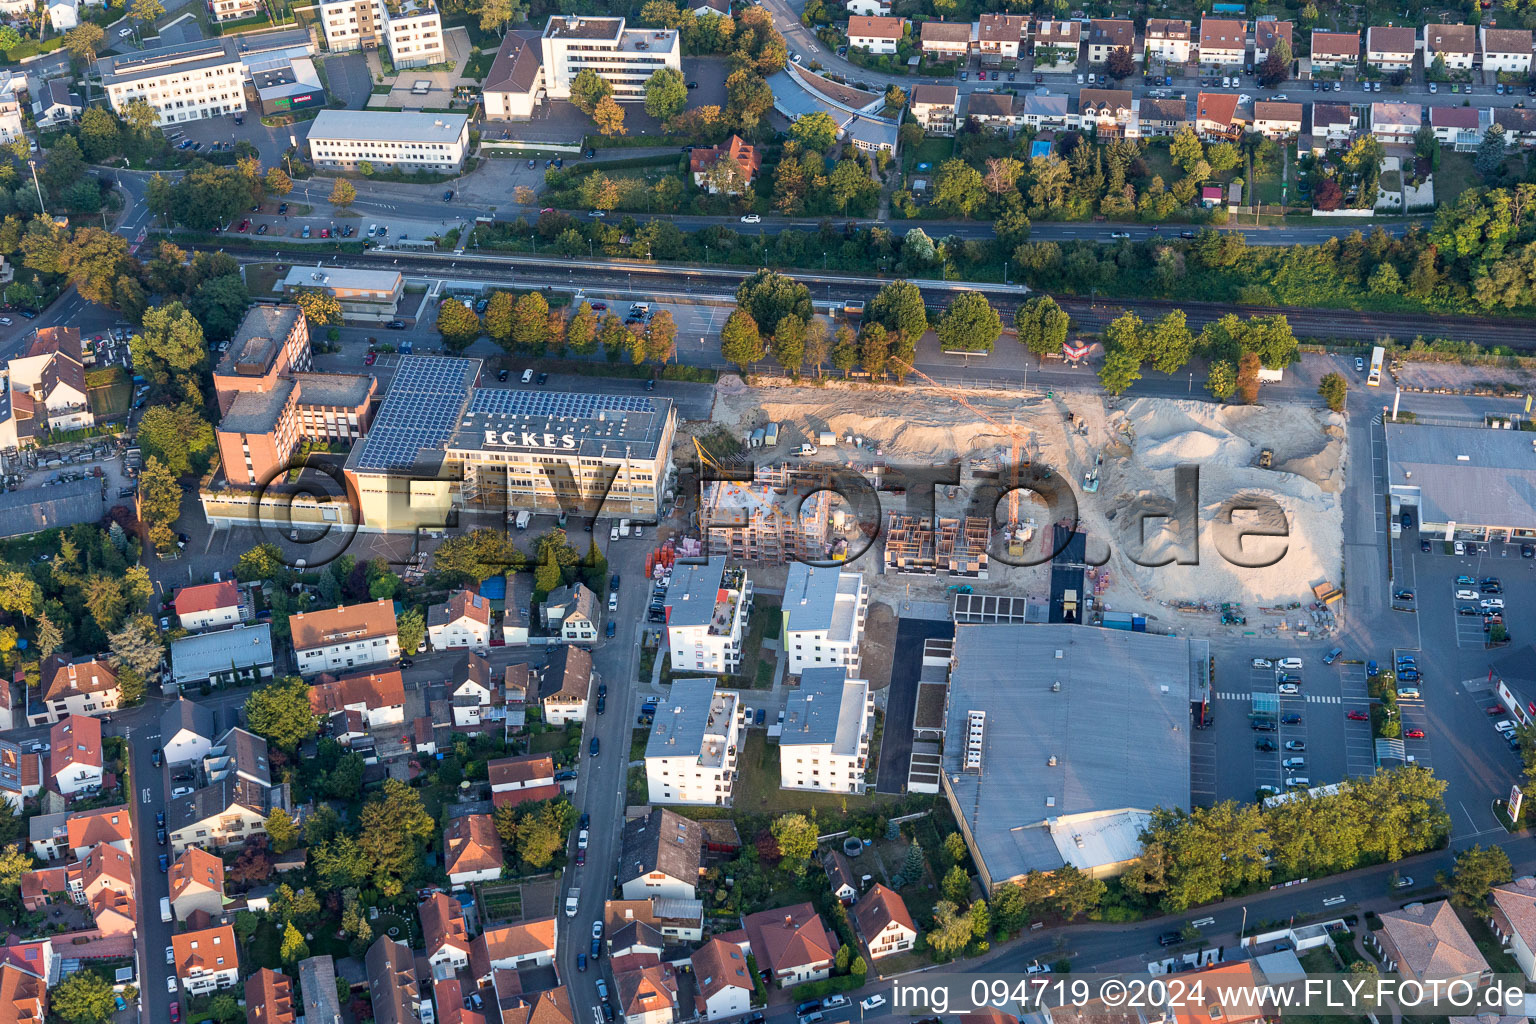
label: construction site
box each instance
[693,378,1346,636]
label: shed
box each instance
[763,423,780,447]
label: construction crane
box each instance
[890,356,1036,553]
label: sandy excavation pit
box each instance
[710,382,1345,613]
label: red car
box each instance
[237,219,250,232]
[170,1004,180,1024]
[320,228,330,238]
[364,352,377,365]
[1405,729,1426,739]
[540,207,555,214]
[1489,704,1506,714]
[590,302,607,311]
[1347,710,1369,721]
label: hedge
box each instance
[790,974,866,1000]
[3,37,66,61]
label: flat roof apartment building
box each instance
[663,556,752,675]
[98,39,247,124]
[307,110,469,172]
[781,563,867,677]
[644,678,742,806]
[318,0,445,69]
[540,16,681,101]
[779,668,872,794]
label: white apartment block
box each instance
[290,599,399,676]
[98,39,247,125]
[1144,19,1192,63]
[779,669,872,794]
[540,15,682,101]
[664,557,751,675]
[318,0,445,69]
[781,563,868,676]
[307,110,470,172]
[644,679,741,806]
[209,0,264,22]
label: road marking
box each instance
[1192,917,1215,927]
[141,787,151,804]
[1322,895,1347,907]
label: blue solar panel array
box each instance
[466,390,653,418]
[353,356,478,471]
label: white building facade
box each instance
[540,16,682,101]
[664,558,751,675]
[781,564,868,676]
[644,679,741,806]
[318,0,446,69]
[779,669,872,794]
[98,39,248,125]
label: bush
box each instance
[789,975,865,1000]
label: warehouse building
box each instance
[942,624,1202,891]
[1386,420,1536,543]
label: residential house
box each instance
[427,589,492,652]
[692,937,753,1021]
[919,21,971,60]
[781,564,868,676]
[19,866,69,910]
[844,0,889,14]
[1137,96,1188,135]
[613,956,678,1024]
[502,987,575,1024]
[1371,101,1422,143]
[663,558,751,674]
[1254,20,1292,63]
[539,646,594,724]
[169,847,225,922]
[608,922,664,961]
[1194,91,1243,138]
[298,957,343,1024]
[0,957,47,1024]
[1424,23,1474,71]
[7,327,92,432]
[643,679,742,805]
[450,652,499,729]
[174,581,243,632]
[0,741,30,812]
[204,727,271,789]
[50,715,103,796]
[170,624,274,690]
[543,583,597,644]
[963,92,1022,133]
[1085,19,1134,65]
[1169,962,1267,1024]
[65,805,133,860]
[173,925,240,995]
[1376,901,1490,987]
[691,0,727,15]
[1252,100,1303,138]
[689,136,763,194]
[1309,101,1357,149]
[741,904,836,986]
[29,656,119,726]
[1365,26,1415,71]
[67,842,134,905]
[0,680,12,732]
[421,891,473,978]
[1031,19,1080,66]
[26,811,69,861]
[605,899,705,944]
[1494,107,1536,146]
[910,84,958,134]
[780,668,872,794]
[824,850,858,904]
[1481,28,1533,74]
[1198,18,1247,66]
[161,699,217,766]
[976,14,1027,61]
[365,937,420,1024]
[481,31,542,120]
[468,919,558,983]
[846,15,904,54]
[168,778,278,855]
[852,883,917,960]
[1309,31,1360,70]
[1431,106,1484,147]
[619,808,703,901]
[1076,88,1136,135]
[290,599,400,675]
[1020,92,1069,130]
[247,969,296,1024]
[1145,19,1192,64]
[309,669,406,730]
[444,813,504,888]
[488,752,560,809]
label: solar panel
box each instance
[353,356,479,471]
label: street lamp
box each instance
[28,160,45,217]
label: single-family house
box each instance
[1365,26,1416,71]
[173,924,240,995]
[1077,88,1135,135]
[851,883,917,960]
[613,956,678,1024]
[1254,20,1292,63]
[976,13,1027,61]
[468,919,558,983]
[29,656,119,726]
[690,135,762,194]
[1085,19,1134,65]
[1309,101,1356,149]
[846,15,904,54]
[824,850,858,903]
[168,778,277,855]
[450,652,498,729]
[1431,105,1484,147]
[428,589,492,652]
[421,891,473,978]
[34,80,81,127]
[65,805,133,860]
[1145,19,1192,64]
[605,899,705,944]
[309,669,406,730]
[1194,91,1244,138]
[20,866,69,910]
[543,583,598,643]
[619,808,702,901]
[539,646,593,724]
[488,752,560,809]
[298,957,343,1024]
[50,715,103,796]
[1481,27,1533,74]
[169,847,225,922]
[1198,18,1247,66]
[1020,92,1069,130]
[1424,23,1475,71]
[1377,901,1489,987]
[1251,100,1303,137]
[910,84,958,134]
[444,813,504,888]
[1310,31,1360,70]
[919,20,971,60]
[1031,18,1079,66]
[692,938,753,1021]
[291,599,399,675]
[1495,107,1536,146]
[1137,96,1188,135]
[1370,101,1421,143]
[247,969,296,1024]
[170,624,274,690]
[175,581,244,632]
[67,842,134,905]
[741,904,836,986]
[691,0,727,15]
[0,741,31,812]
[161,699,217,766]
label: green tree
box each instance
[1317,372,1348,412]
[235,543,286,582]
[942,863,970,902]
[129,0,163,25]
[244,676,318,751]
[34,612,61,662]
[1474,124,1508,179]
[790,110,839,152]
[62,23,105,62]
[935,291,1001,354]
[437,299,482,347]
[280,921,309,964]
[831,325,858,377]
[533,551,562,594]
[770,812,817,873]
[1438,844,1512,909]
[512,291,551,348]
[52,974,116,1024]
[1149,310,1196,374]
[567,301,599,355]
[927,900,974,960]
[107,614,165,678]
[932,158,987,217]
[396,607,425,658]
[482,291,515,345]
[570,69,614,114]
[771,314,806,375]
[328,178,357,208]
[644,67,689,121]
[802,318,830,378]
[593,96,626,136]
[1015,295,1069,360]
[736,269,812,327]
[77,108,120,162]
[902,839,925,881]
[137,404,216,478]
[357,778,435,892]
[868,280,928,341]
[1098,347,1142,396]
[265,167,293,195]
[943,832,967,864]
[137,457,182,553]
[1170,127,1204,173]
[720,310,764,371]
[1206,360,1237,400]
[207,996,241,1024]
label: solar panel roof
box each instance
[351,355,479,472]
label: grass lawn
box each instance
[1461,908,1523,977]
[1252,166,1286,205]
[1299,947,1338,973]
[463,49,495,80]
[732,599,780,689]
[528,727,572,754]
[1379,170,1403,192]
[249,920,282,969]
[754,660,775,688]
[1430,147,1518,208]
[1137,144,1179,188]
[904,136,954,175]
[629,727,648,763]
[730,731,897,814]
[244,262,285,298]
[373,911,415,946]
[87,373,132,420]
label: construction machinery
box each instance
[1257,448,1273,469]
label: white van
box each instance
[1285,776,1310,788]
[1278,657,1303,671]
[521,369,533,383]
[514,510,531,530]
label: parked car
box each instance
[589,737,600,758]
[1347,710,1369,721]
[1322,647,1342,665]
[1405,729,1426,739]
[1285,740,1306,751]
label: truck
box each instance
[1062,588,1079,620]
[790,444,817,457]
[514,510,531,530]
[160,896,172,923]
[565,889,580,917]
[619,519,631,537]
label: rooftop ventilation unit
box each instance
[963,709,985,772]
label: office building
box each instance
[317,0,445,69]
[280,263,405,320]
[539,15,681,101]
[98,39,247,124]
[307,109,469,172]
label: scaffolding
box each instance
[883,512,991,578]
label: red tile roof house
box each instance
[308,668,406,729]
[1254,20,1292,63]
[175,581,244,632]
[1194,91,1243,139]
[28,656,120,726]
[428,589,492,652]
[1197,18,1247,67]
[741,904,836,986]
[1309,30,1360,70]
[421,891,473,978]
[19,866,68,911]
[845,15,905,55]
[1488,876,1536,981]
[1430,106,1483,146]
[172,924,240,995]
[247,968,296,1024]
[690,136,762,195]
[851,883,917,960]
[290,599,399,676]
[1365,26,1416,71]
[613,954,678,1024]
[50,715,104,796]
[692,938,753,1021]
[65,805,133,860]
[445,813,505,889]
[0,956,47,1024]
[67,842,134,905]
[168,847,225,922]
[487,753,560,810]
[468,919,558,984]
[1376,900,1490,988]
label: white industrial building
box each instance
[781,563,867,676]
[306,110,470,172]
[779,668,872,794]
[98,39,247,124]
[644,678,742,806]
[540,15,681,101]
[663,557,751,675]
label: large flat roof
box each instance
[782,564,861,639]
[308,109,468,144]
[218,304,303,379]
[944,624,1195,884]
[171,624,274,686]
[1387,421,1536,527]
[645,678,737,768]
[349,356,479,474]
[664,556,729,629]
[447,388,673,462]
[781,668,866,754]
[98,38,241,86]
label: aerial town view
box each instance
[2,0,1536,1020]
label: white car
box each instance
[1455,541,1466,555]
[608,591,619,612]
[1355,356,1365,372]
[1482,598,1505,610]
[119,27,132,36]
[1278,682,1300,695]
[171,786,193,798]
[1496,720,1516,734]
[740,213,761,223]
[1251,658,1274,669]
[166,976,177,994]
[577,829,589,850]
[860,996,886,1012]
[165,946,174,964]
[1282,757,1306,769]
[1285,776,1310,788]
[1277,657,1303,671]
[0,317,11,325]
[1455,589,1479,600]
